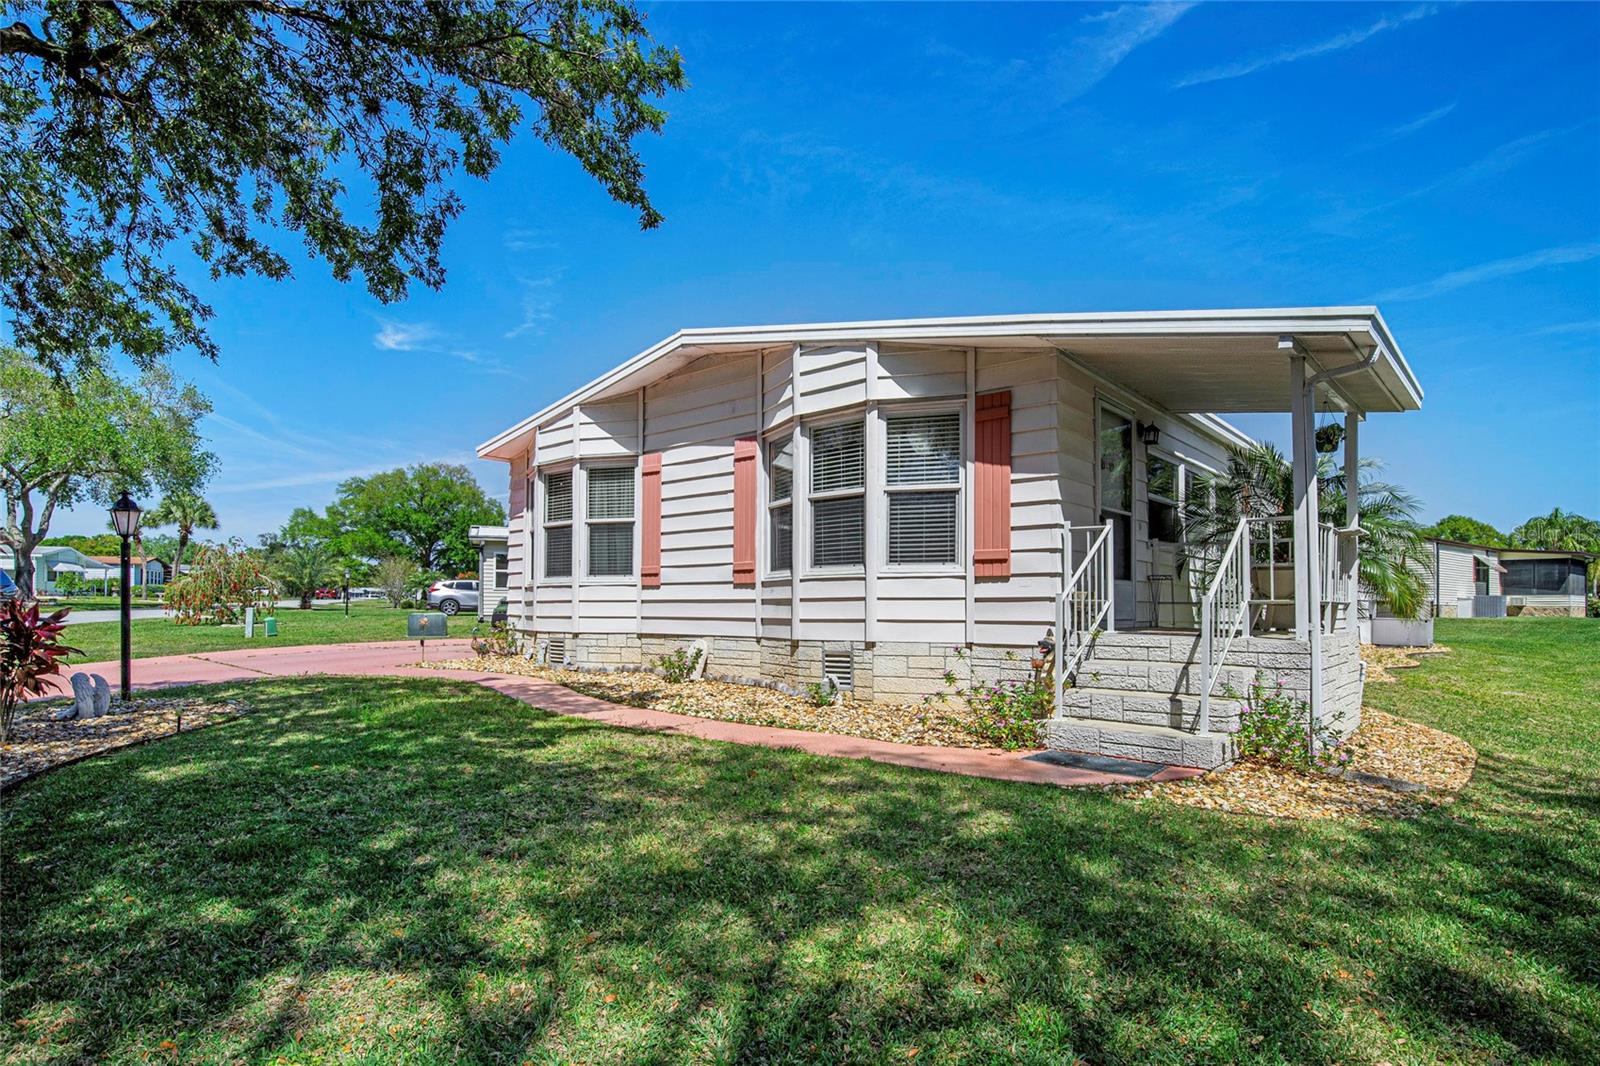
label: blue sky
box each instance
[51,1,1600,540]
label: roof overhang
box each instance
[478,307,1422,460]
[468,525,510,544]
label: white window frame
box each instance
[880,403,964,575]
[583,460,639,583]
[804,413,867,576]
[523,474,537,588]
[1095,399,1135,583]
[1146,447,1184,546]
[766,432,795,576]
[539,465,575,585]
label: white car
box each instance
[426,580,479,616]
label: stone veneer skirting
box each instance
[514,631,1040,703]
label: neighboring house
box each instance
[470,525,510,621]
[0,545,166,594]
[1423,538,1591,618]
[478,307,1423,768]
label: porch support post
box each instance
[1286,342,1324,757]
[1343,412,1360,629]
[1287,352,1320,642]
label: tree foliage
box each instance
[1510,508,1600,593]
[144,490,219,585]
[1184,443,1434,620]
[1,0,685,375]
[1421,514,1506,547]
[375,556,420,609]
[269,540,342,609]
[0,348,214,596]
[164,540,271,625]
[290,463,505,575]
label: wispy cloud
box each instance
[505,272,563,339]
[373,320,439,351]
[1532,319,1600,337]
[1050,3,1195,103]
[1176,5,1436,88]
[1357,102,1457,152]
[1379,243,1600,302]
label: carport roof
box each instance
[479,307,1421,460]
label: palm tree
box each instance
[1510,507,1600,594]
[270,541,341,609]
[144,492,218,587]
[1184,442,1434,620]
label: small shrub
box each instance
[1588,596,1599,619]
[1235,675,1351,772]
[654,646,702,684]
[470,622,518,658]
[164,540,272,625]
[964,676,1053,750]
[2,601,81,742]
[803,681,837,708]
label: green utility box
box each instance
[264,616,278,637]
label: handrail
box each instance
[1199,516,1250,732]
[1054,521,1114,714]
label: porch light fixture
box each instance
[107,491,143,701]
[1137,422,1160,448]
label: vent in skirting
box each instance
[822,650,854,692]
[543,638,567,666]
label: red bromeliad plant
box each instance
[2,600,82,743]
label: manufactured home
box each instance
[470,524,510,621]
[478,308,1423,768]
[1422,538,1591,618]
[0,545,166,595]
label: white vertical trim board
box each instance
[789,342,804,641]
[963,347,976,646]
[863,340,881,643]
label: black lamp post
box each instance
[109,491,143,700]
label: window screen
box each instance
[544,525,572,578]
[494,553,508,589]
[771,498,793,572]
[886,413,960,484]
[769,437,794,572]
[587,467,635,519]
[770,437,794,502]
[585,465,636,578]
[888,492,959,564]
[545,472,573,523]
[811,422,865,493]
[543,471,573,579]
[588,524,634,577]
[813,497,865,568]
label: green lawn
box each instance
[3,618,1596,1064]
[61,602,446,663]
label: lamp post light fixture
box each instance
[1137,422,1161,448]
[109,491,143,700]
[344,568,351,618]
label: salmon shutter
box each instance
[641,452,663,589]
[732,437,758,586]
[973,390,1012,579]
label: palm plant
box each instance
[144,491,219,585]
[1184,442,1433,620]
[270,541,342,609]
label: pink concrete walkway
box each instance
[54,641,1201,789]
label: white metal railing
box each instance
[1245,515,1357,634]
[1054,522,1114,711]
[1199,517,1250,731]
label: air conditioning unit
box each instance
[1507,596,1527,607]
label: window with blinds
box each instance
[543,471,573,579]
[586,465,636,578]
[768,437,794,572]
[885,411,960,565]
[810,421,865,568]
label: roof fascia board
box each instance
[479,308,1403,459]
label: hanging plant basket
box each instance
[1315,423,1345,454]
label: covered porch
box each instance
[1040,308,1423,764]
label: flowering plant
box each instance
[1234,675,1352,772]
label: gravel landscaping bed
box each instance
[428,654,1000,748]
[1120,708,1477,820]
[2,695,250,790]
[1361,642,1451,684]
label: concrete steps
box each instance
[1055,685,1246,733]
[1039,716,1237,770]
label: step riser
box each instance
[1040,718,1237,770]
[1057,689,1244,733]
[1071,661,1255,698]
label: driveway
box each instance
[58,607,169,625]
[46,641,1200,789]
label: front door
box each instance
[1097,404,1136,627]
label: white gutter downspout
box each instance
[1286,335,1382,760]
